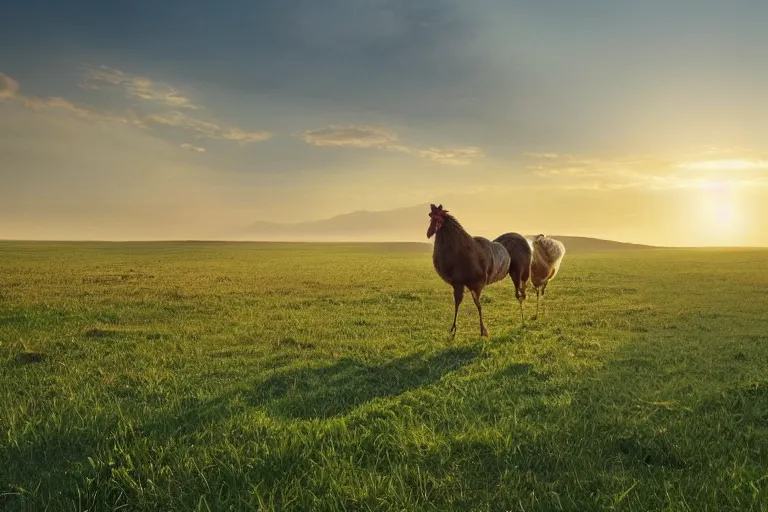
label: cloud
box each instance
[80,64,273,143]
[524,150,768,191]
[523,151,679,190]
[82,64,200,110]
[526,153,612,178]
[677,159,768,171]
[523,152,560,159]
[2,68,271,146]
[221,127,274,143]
[22,96,145,128]
[299,124,483,165]
[300,125,399,148]
[0,72,20,100]
[146,111,273,143]
[1,70,146,128]
[23,96,94,118]
[181,142,206,153]
[417,146,485,165]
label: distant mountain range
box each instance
[240,203,656,252]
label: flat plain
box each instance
[1,241,768,511]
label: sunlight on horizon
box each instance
[691,180,749,246]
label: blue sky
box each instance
[1,0,768,244]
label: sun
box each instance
[691,181,747,246]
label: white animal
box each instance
[530,234,566,318]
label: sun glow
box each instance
[690,180,748,246]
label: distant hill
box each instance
[243,204,432,242]
[240,204,657,252]
[536,236,655,253]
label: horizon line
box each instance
[2,238,767,250]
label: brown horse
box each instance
[427,204,531,335]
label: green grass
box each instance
[1,240,768,511]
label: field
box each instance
[2,241,768,511]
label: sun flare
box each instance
[691,181,748,245]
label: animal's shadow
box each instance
[1,345,482,509]
[246,345,483,420]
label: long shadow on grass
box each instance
[246,344,483,420]
[0,345,483,510]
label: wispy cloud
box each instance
[416,146,485,165]
[299,124,484,165]
[525,153,632,180]
[181,143,206,153]
[0,72,19,100]
[81,64,273,143]
[523,152,560,159]
[2,71,146,128]
[22,96,147,129]
[524,152,678,190]
[525,150,768,191]
[1,68,272,146]
[301,125,398,148]
[677,159,768,171]
[147,111,273,143]
[23,96,94,118]
[82,65,200,110]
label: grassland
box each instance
[1,240,768,511]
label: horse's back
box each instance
[473,236,511,285]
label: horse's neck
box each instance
[436,219,474,252]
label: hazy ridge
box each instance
[241,203,656,252]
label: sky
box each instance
[1,0,768,246]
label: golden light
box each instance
[678,159,768,171]
[690,180,748,246]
